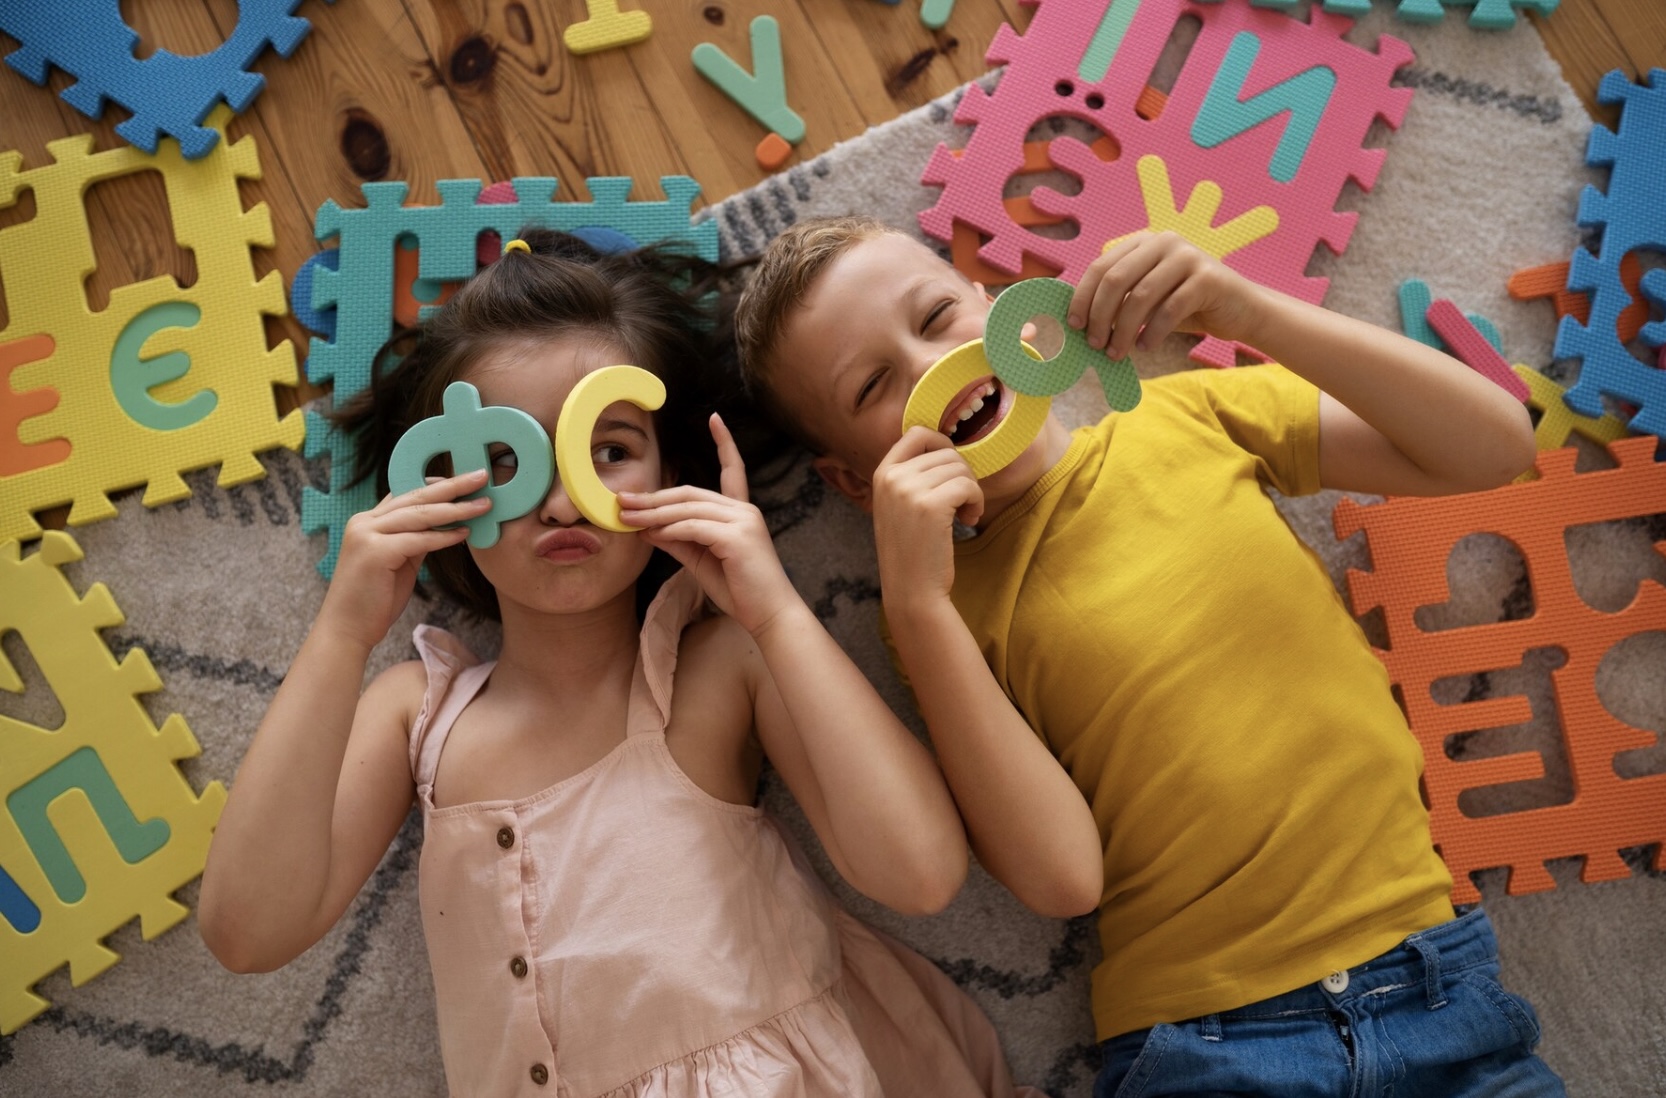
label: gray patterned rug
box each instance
[3,5,1663,1096]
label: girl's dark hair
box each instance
[334,228,743,621]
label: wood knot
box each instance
[885,48,936,97]
[702,6,724,25]
[339,109,390,181]
[449,35,496,85]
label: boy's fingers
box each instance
[884,425,957,467]
[1108,255,1189,357]
[1069,234,1141,330]
[709,413,750,504]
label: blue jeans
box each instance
[1094,907,1565,1098]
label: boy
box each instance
[734,216,1564,1096]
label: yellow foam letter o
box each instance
[901,339,1050,479]
[553,365,666,531]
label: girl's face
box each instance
[462,335,667,618]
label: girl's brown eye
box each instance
[489,450,517,485]
[593,443,629,464]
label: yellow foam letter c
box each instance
[553,365,666,531]
[901,339,1050,479]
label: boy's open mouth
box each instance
[938,375,1009,445]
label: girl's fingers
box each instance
[620,498,753,530]
[372,496,491,533]
[640,518,733,546]
[709,414,750,504]
[374,469,489,514]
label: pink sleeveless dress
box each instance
[408,570,1034,1098]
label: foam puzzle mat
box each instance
[0,107,304,543]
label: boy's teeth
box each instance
[958,403,977,422]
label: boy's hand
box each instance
[618,414,801,637]
[322,469,491,651]
[871,427,983,609]
[1066,231,1263,359]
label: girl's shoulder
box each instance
[362,658,432,723]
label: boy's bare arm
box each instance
[875,430,1105,919]
[1068,232,1535,496]
[1238,291,1535,495]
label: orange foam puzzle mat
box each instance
[1334,436,1666,904]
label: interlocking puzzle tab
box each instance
[300,175,717,577]
[1334,437,1666,905]
[1219,0,1558,31]
[0,108,304,542]
[921,0,1413,368]
[0,532,225,1034]
[0,0,334,159]
[1556,69,1666,440]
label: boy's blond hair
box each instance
[735,215,897,451]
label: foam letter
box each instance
[8,747,171,904]
[109,302,216,431]
[692,16,806,144]
[1192,32,1336,183]
[0,334,70,476]
[902,339,1050,479]
[387,381,555,548]
[553,365,666,531]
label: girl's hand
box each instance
[870,427,983,612]
[618,415,800,637]
[320,469,491,650]
[1066,231,1264,359]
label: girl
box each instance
[198,233,1034,1097]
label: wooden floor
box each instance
[1,0,1662,420]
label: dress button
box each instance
[496,826,515,849]
[510,956,528,979]
[1322,970,1350,993]
[530,1063,549,1086]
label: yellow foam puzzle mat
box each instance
[0,532,225,1034]
[553,365,666,531]
[0,106,304,542]
[902,339,1050,479]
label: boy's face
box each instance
[769,232,1047,510]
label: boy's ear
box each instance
[811,455,874,513]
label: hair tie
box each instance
[502,238,531,256]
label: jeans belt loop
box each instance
[1411,934,1447,1010]
[1200,1013,1223,1041]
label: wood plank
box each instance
[1532,0,1666,123]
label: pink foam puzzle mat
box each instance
[920,0,1413,368]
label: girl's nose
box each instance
[537,474,584,526]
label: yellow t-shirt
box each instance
[947,364,1454,1040]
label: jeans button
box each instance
[1322,970,1350,993]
